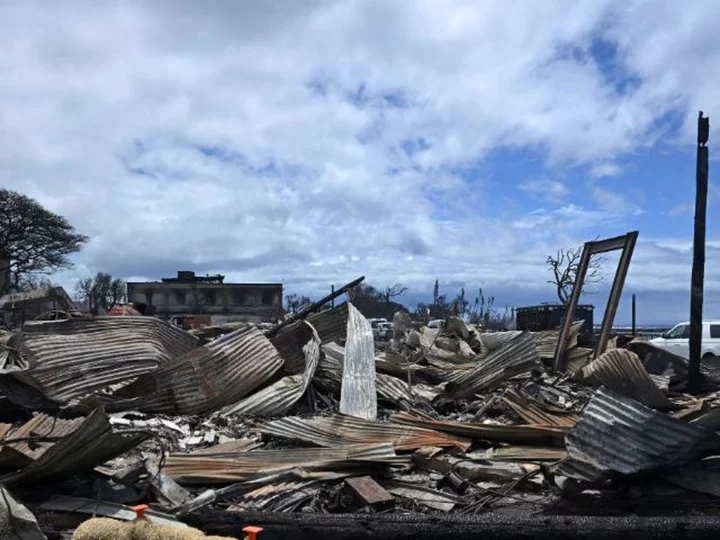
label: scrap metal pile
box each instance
[2,303,720,537]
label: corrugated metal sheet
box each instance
[257,414,471,451]
[391,411,568,446]
[319,343,416,410]
[340,304,377,420]
[565,347,593,375]
[0,330,24,370]
[1,408,146,487]
[479,331,522,352]
[116,325,284,415]
[189,438,263,455]
[556,388,720,482]
[2,413,85,459]
[0,423,11,440]
[578,349,670,410]
[473,446,568,462]
[532,330,560,359]
[165,443,403,484]
[223,324,321,416]
[445,332,539,399]
[271,304,349,375]
[20,317,198,401]
[502,389,578,427]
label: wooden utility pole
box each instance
[631,294,636,337]
[689,111,710,393]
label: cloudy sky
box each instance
[1,0,719,324]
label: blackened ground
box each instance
[183,511,720,540]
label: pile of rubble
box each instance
[1,301,720,537]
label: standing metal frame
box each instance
[553,231,639,372]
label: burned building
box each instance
[126,270,283,324]
[0,287,73,326]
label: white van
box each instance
[649,321,720,359]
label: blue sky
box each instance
[1,0,719,325]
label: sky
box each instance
[1,0,720,325]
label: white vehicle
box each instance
[377,322,394,340]
[649,320,720,359]
[427,319,445,329]
[368,318,388,340]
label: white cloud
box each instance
[0,0,719,311]
[592,187,644,216]
[667,203,694,216]
[518,179,568,201]
[591,162,623,178]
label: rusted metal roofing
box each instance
[117,325,284,415]
[340,304,377,420]
[1,408,146,487]
[223,324,320,416]
[474,446,568,462]
[445,332,539,399]
[578,349,670,410]
[2,413,85,459]
[165,443,403,484]
[502,389,578,427]
[391,411,568,446]
[271,304,349,375]
[20,317,198,401]
[556,388,720,482]
[189,438,263,455]
[257,415,471,451]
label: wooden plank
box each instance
[344,476,394,510]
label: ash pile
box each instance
[2,299,720,538]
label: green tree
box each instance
[0,189,87,294]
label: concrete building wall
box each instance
[126,280,283,322]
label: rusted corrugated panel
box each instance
[257,415,470,451]
[190,439,263,455]
[391,412,568,446]
[502,390,578,427]
[578,349,670,410]
[2,408,146,487]
[165,443,402,484]
[475,446,568,462]
[444,332,539,399]
[116,325,284,415]
[20,317,198,401]
[479,331,522,352]
[340,304,377,420]
[3,413,85,459]
[271,304,350,375]
[556,388,720,482]
[223,324,320,416]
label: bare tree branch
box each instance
[547,245,607,304]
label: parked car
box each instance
[368,318,388,340]
[377,322,394,340]
[649,320,720,359]
[427,319,445,329]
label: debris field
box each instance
[2,301,720,538]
